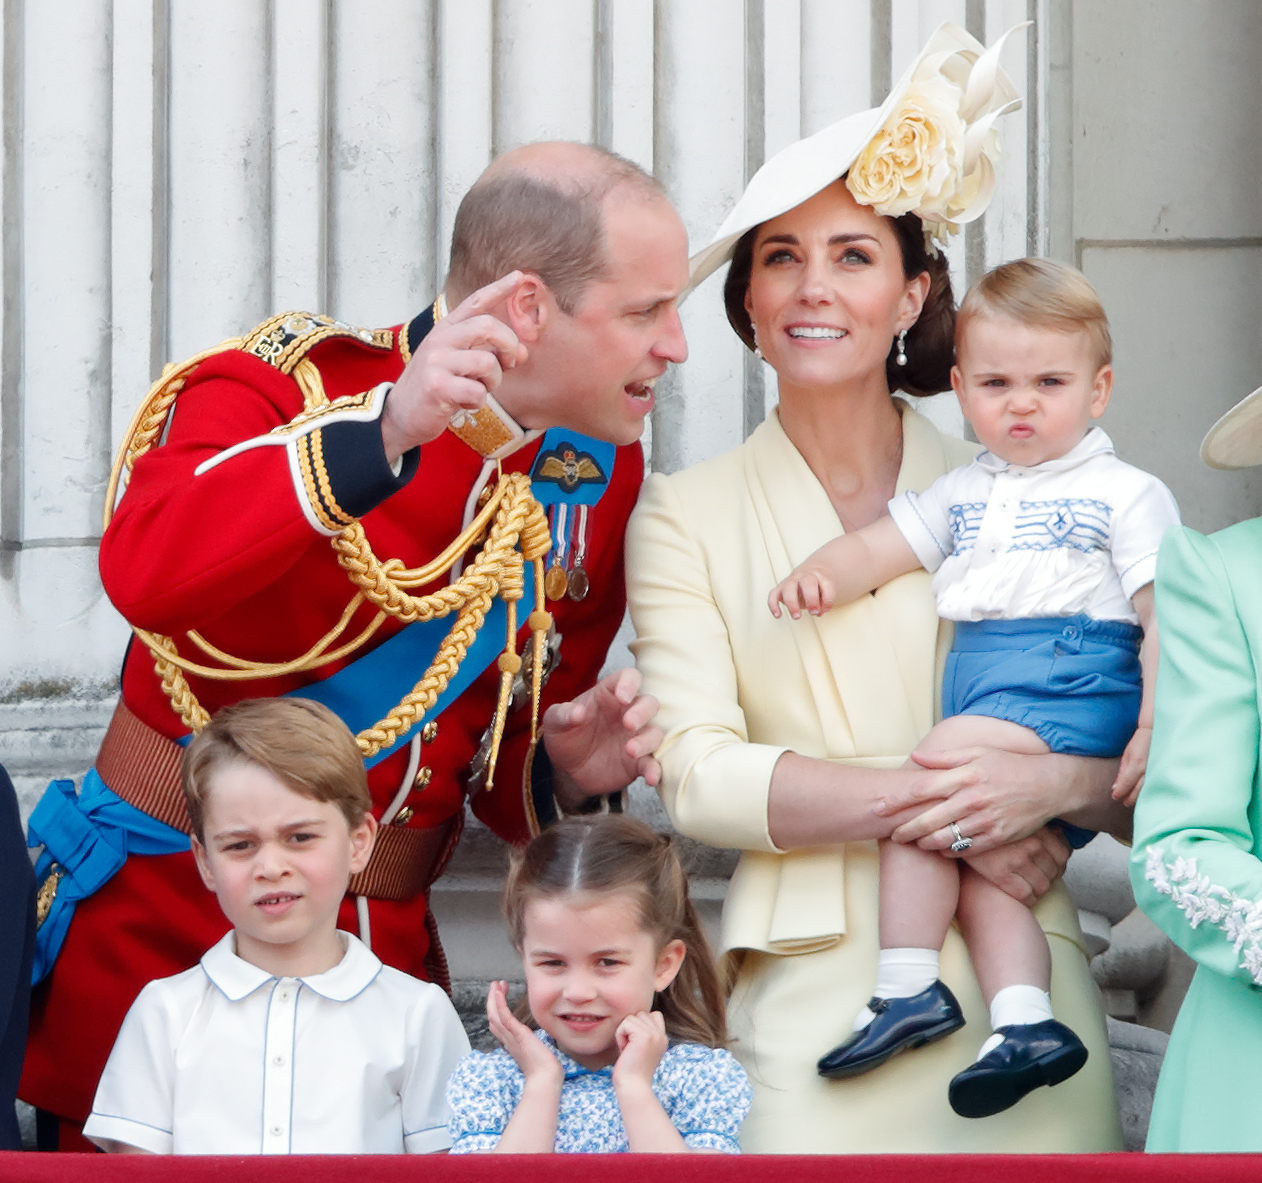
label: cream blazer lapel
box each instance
[747,405,956,760]
[727,406,970,957]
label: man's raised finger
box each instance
[446,270,524,321]
[433,312,526,369]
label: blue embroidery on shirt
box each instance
[947,503,987,554]
[1012,499,1111,553]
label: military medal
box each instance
[544,503,570,600]
[568,505,591,601]
[530,430,615,605]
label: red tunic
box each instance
[21,313,642,1128]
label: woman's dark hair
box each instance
[504,815,728,1048]
[722,206,956,397]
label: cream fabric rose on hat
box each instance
[846,76,966,224]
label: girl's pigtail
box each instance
[654,889,727,1048]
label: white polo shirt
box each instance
[84,931,469,1155]
[888,427,1180,623]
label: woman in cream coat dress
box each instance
[626,26,1123,1153]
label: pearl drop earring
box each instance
[895,329,908,367]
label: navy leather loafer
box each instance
[948,1019,1088,1118]
[817,980,965,1079]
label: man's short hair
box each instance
[446,146,662,314]
[183,698,370,839]
[957,257,1113,370]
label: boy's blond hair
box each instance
[957,257,1112,371]
[183,698,370,839]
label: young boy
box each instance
[769,259,1180,1117]
[83,697,470,1155]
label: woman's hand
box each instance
[876,746,1122,853]
[959,826,1071,906]
[485,981,562,1086]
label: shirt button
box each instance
[422,721,439,744]
[413,766,432,790]
[393,806,415,826]
[279,990,291,1002]
[273,1054,286,1066]
[270,1126,284,1138]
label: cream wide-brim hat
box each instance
[684,21,1025,298]
[1200,387,1262,469]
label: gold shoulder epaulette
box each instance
[241,312,395,376]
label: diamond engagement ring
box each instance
[949,822,973,853]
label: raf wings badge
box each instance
[532,440,607,493]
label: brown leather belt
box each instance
[96,699,457,901]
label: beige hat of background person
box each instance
[1200,387,1262,469]
[685,21,1027,298]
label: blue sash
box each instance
[27,770,190,983]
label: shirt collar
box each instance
[974,425,1114,475]
[200,930,382,1003]
[535,1030,614,1080]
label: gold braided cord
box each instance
[355,584,496,758]
[108,326,556,779]
[104,339,246,529]
[291,357,326,410]
[162,593,384,675]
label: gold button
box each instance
[422,721,438,744]
[393,806,414,826]
[413,766,432,789]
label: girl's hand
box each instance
[612,1010,669,1091]
[485,981,562,1086]
[1112,725,1150,807]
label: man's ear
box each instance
[503,273,552,345]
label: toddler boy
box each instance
[83,697,469,1154]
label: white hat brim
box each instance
[682,21,1022,301]
[1201,386,1262,470]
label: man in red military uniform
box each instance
[22,142,689,1149]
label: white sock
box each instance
[852,948,940,1031]
[977,984,1054,1057]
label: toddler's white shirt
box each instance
[83,930,469,1155]
[888,428,1180,623]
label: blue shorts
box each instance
[943,615,1144,849]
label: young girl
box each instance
[769,259,1180,1118]
[445,815,751,1153]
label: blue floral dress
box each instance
[446,1031,751,1153]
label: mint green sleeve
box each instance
[1130,526,1262,987]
